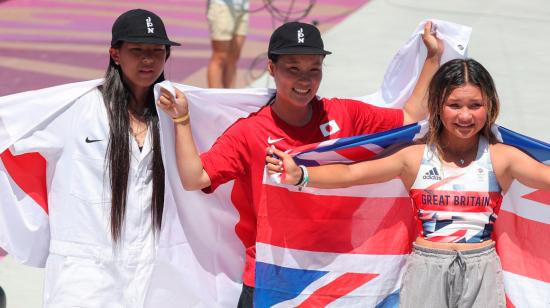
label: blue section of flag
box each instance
[498,126,550,162]
[311,122,421,153]
[375,290,400,308]
[295,123,550,166]
[295,123,422,166]
[254,262,328,307]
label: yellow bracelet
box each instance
[172,113,189,123]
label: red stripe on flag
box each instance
[296,273,379,308]
[334,146,377,161]
[258,185,416,254]
[426,173,465,190]
[495,209,550,283]
[505,294,516,308]
[522,190,550,206]
[0,150,48,214]
[290,141,324,155]
[428,229,468,242]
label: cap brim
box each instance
[270,47,331,55]
[116,37,181,46]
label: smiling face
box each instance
[427,59,500,150]
[109,42,167,93]
[268,54,323,109]
[440,83,487,142]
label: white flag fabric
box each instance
[0,80,102,267]
[356,19,471,107]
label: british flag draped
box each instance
[256,122,550,307]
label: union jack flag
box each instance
[256,122,550,307]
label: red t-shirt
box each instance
[200,97,403,287]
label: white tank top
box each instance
[409,137,503,243]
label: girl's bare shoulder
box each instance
[489,142,526,157]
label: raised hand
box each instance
[422,21,444,59]
[265,146,302,185]
[156,87,189,120]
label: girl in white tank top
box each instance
[409,136,503,243]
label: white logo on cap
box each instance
[146,17,154,34]
[297,28,304,44]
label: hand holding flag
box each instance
[266,146,301,185]
[156,85,189,120]
[422,21,444,58]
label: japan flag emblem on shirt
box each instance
[320,120,340,137]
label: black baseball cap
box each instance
[111,9,181,47]
[268,22,331,56]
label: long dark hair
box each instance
[427,58,500,153]
[101,42,170,242]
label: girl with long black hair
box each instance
[7,9,180,306]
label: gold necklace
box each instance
[128,110,149,136]
[131,123,148,137]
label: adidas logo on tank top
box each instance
[422,167,442,180]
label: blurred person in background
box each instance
[0,285,5,308]
[207,0,250,88]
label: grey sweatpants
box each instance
[399,243,505,308]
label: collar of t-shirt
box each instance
[268,97,325,143]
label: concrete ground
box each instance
[1,0,549,307]
[319,0,550,142]
[0,257,43,308]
